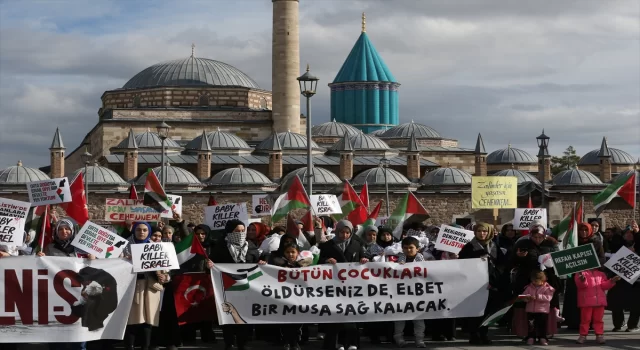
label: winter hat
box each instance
[224,219,246,234]
[529,219,547,232]
[335,220,353,233]
[364,225,378,233]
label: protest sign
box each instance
[104,198,161,222]
[210,259,488,324]
[71,221,129,259]
[0,215,25,246]
[252,194,271,216]
[131,242,180,272]
[375,216,389,227]
[0,256,136,342]
[0,197,30,219]
[204,203,249,230]
[513,208,547,230]
[434,224,475,254]
[605,246,640,284]
[471,176,517,209]
[27,177,72,206]
[310,194,341,215]
[160,195,183,219]
[550,243,600,276]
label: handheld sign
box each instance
[375,216,389,227]
[104,198,161,222]
[252,194,271,216]
[0,197,30,219]
[131,242,180,272]
[204,203,249,230]
[550,243,600,277]
[310,195,342,215]
[434,224,475,254]
[160,194,183,219]
[471,176,517,209]
[27,177,72,206]
[604,246,640,284]
[513,208,547,230]
[0,215,25,246]
[71,221,129,259]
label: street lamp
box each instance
[536,129,550,210]
[297,64,319,195]
[81,147,92,203]
[380,158,391,217]
[156,121,171,189]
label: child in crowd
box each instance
[574,268,621,344]
[394,237,426,348]
[522,270,555,346]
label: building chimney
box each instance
[598,136,612,183]
[196,130,212,180]
[405,131,420,181]
[337,132,354,180]
[267,131,283,181]
[49,127,65,178]
[272,0,300,133]
[122,128,139,181]
[474,133,487,176]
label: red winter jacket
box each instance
[523,282,555,313]
[574,269,616,308]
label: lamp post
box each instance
[156,121,171,189]
[536,130,550,210]
[380,158,390,217]
[81,147,92,203]
[297,64,319,195]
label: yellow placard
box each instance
[471,176,518,209]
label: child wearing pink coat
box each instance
[574,268,621,344]
[522,271,555,346]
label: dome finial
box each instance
[362,12,366,33]
[306,63,310,72]
[191,43,195,57]
[217,126,220,131]
[17,160,22,167]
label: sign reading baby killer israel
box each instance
[0,257,136,342]
[210,259,489,324]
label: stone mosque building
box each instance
[1,0,638,228]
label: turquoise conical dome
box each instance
[332,32,397,83]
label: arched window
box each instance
[199,95,209,106]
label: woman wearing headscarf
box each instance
[606,228,640,332]
[458,222,506,345]
[123,222,171,350]
[247,222,269,247]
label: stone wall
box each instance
[577,164,634,177]
[420,152,476,174]
[487,163,537,174]
[384,138,459,148]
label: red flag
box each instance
[359,182,369,210]
[286,213,300,237]
[208,194,218,206]
[129,184,138,200]
[60,173,89,226]
[527,195,533,209]
[172,273,216,325]
[368,201,382,222]
[301,210,314,236]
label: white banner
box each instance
[434,225,475,254]
[513,208,547,230]
[131,242,180,273]
[210,259,489,324]
[27,177,72,206]
[204,203,249,230]
[0,197,30,219]
[252,195,271,216]
[0,215,26,247]
[71,221,129,259]
[310,195,342,215]
[605,246,640,284]
[0,256,136,342]
[160,195,183,219]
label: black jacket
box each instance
[209,240,261,264]
[318,239,366,264]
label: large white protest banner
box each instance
[204,203,249,230]
[310,195,342,215]
[27,177,72,206]
[0,215,26,247]
[210,259,488,324]
[605,246,640,284]
[513,208,547,230]
[0,257,136,342]
[0,197,30,219]
[71,221,129,259]
[252,195,271,216]
[131,242,180,273]
[434,225,475,254]
[160,195,183,219]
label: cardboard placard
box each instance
[104,198,161,222]
[252,194,272,216]
[160,195,182,219]
[471,176,517,209]
[131,242,180,272]
[550,243,601,277]
[204,203,249,230]
[0,197,31,219]
[27,177,72,206]
[513,208,547,230]
[604,246,640,284]
[310,194,342,215]
[71,221,129,259]
[434,224,475,253]
[0,215,25,247]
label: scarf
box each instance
[227,231,248,263]
[577,223,594,244]
[123,222,152,257]
[53,219,78,255]
[398,252,425,264]
[474,222,495,246]
[333,235,351,253]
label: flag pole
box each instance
[581,196,585,223]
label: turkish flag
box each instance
[173,273,217,325]
[60,173,89,226]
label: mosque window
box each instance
[199,95,209,106]
[133,96,141,107]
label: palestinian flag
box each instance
[552,201,582,249]
[26,205,51,253]
[356,200,383,237]
[128,184,138,200]
[334,180,367,226]
[593,172,636,216]
[143,169,172,213]
[359,182,370,209]
[388,191,429,239]
[481,296,528,327]
[221,265,263,292]
[271,175,311,223]
[175,232,207,265]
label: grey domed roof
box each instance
[256,131,320,151]
[0,161,50,184]
[312,120,361,138]
[380,121,441,139]
[332,133,389,151]
[613,170,639,186]
[369,129,387,136]
[493,169,541,185]
[123,56,260,89]
[72,164,127,185]
[136,165,202,185]
[578,148,635,165]
[421,168,472,186]
[552,169,602,186]
[208,167,275,186]
[185,129,251,151]
[353,167,411,186]
[281,167,341,187]
[487,146,537,164]
[116,131,181,149]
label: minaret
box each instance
[50,128,65,178]
[337,131,354,180]
[598,136,612,183]
[196,130,212,180]
[405,131,420,181]
[272,0,300,133]
[266,131,283,181]
[122,128,139,181]
[474,133,487,176]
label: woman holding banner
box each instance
[606,228,640,332]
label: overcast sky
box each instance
[1,0,638,169]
